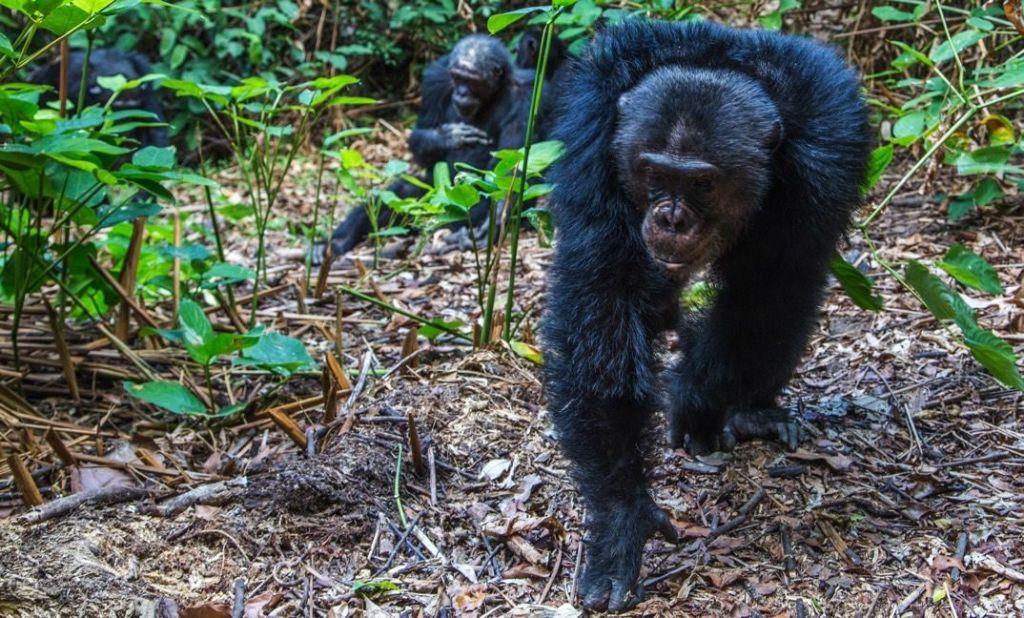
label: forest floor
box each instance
[2,122,1024,618]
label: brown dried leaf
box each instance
[181,604,231,618]
[789,449,853,472]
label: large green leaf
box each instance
[124,380,206,415]
[131,145,176,170]
[959,323,1024,390]
[861,145,893,195]
[930,30,986,65]
[937,244,1003,295]
[904,261,955,320]
[830,254,883,311]
[235,331,316,376]
[487,7,547,34]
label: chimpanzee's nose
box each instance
[653,203,690,232]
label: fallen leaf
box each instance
[931,555,965,573]
[789,449,854,472]
[503,563,550,579]
[479,458,511,481]
[453,584,488,612]
[244,592,282,617]
[181,604,231,618]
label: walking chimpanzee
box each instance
[541,21,872,611]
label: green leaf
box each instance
[487,7,547,34]
[131,145,176,170]
[862,145,893,194]
[758,0,800,30]
[893,111,927,143]
[972,177,1003,207]
[872,6,916,21]
[904,261,955,320]
[830,254,883,311]
[200,262,256,288]
[179,298,213,343]
[417,319,465,341]
[937,244,1003,294]
[930,30,986,65]
[509,340,543,365]
[959,322,1024,390]
[96,201,162,228]
[351,579,399,599]
[235,331,317,376]
[124,380,207,414]
[0,32,15,58]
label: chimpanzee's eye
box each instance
[692,177,713,192]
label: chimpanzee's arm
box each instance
[543,212,679,612]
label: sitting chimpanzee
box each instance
[30,48,168,147]
[323,35,533,259]
[541,21,872,611]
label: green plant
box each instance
[162,74,372,324]
[837,1,1024,389]
[129,298,316,416]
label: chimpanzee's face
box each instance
[634,152,730,277]
[450,63,501,119]
[613,67,779,279]
[448,37,507,120]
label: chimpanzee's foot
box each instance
[682,407,799,456]
[579,495,678,612]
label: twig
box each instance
[407,412,425,476]
[6,451,43,507]
[231,578,246,618]
[374,513,423,576]
[709,488,766,538]
[951,531,969,582]
[538,542,563,605]
[19,485,148,524]
[895,584,925,615]
[149,477,248,517]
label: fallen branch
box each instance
[19,485,149,524]
[147,477,248,517]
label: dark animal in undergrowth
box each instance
[515,28,572,143]
[30,48,168,147]
[541,20,872,612]
[515,28,569,79]
[322,34,534,260]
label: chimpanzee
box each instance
[30,48,168,147]
[514,28,569,79]
[323,35,533,259]
[541,21,872,611]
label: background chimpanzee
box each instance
[541,21,872,611]
[323,35,533,259]
[514,28,569,79]
[30,48,168,147]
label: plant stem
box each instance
[501,14,560,341]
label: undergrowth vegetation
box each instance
[0,0,1021,423]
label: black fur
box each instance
[515,28,569,79]
[540,21,872,611]
[327,35,533,257]
[30,49,168,147]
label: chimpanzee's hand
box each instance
[439,123,491,150]
[579,494,678,612]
